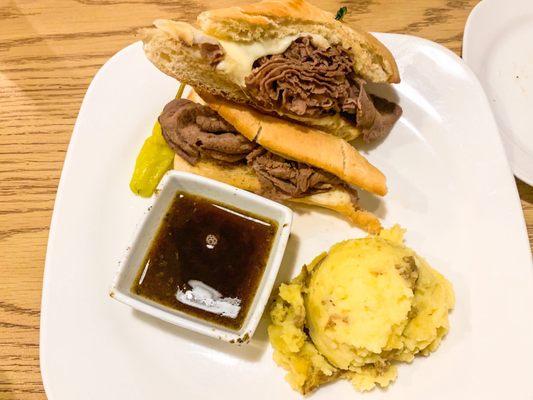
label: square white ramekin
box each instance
[110,171,292,343]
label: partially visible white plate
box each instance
[463,0,533,185]
[40,36,533,400]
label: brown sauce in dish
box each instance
[131,192,277,330]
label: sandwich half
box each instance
[143,0,402,142]
[160,89,383,233]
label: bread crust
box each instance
[152,19,197,46]
[198,0,336,28]
[173,155,381,233]
[200,92,387,196]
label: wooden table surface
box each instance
[1,0,532,398]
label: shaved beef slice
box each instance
[159,99,256,165]
[246,148,359,202]
[245,36,402,142]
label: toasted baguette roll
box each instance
[200,92,387,196]
[173,155,381,233]
[142,0,399,140]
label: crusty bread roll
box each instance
[142,0,400,140]
[173,155,381,233]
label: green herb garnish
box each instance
[335,6,347,21]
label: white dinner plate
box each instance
[40,35,533,400]
[463,0,533,185]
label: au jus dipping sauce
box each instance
[132,192,277,330]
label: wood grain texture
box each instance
[1,0,531,398]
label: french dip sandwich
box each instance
[141,0,403,233]
[158,89,384,233]
[143,0,402,141]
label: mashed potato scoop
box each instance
[268,226,454,394]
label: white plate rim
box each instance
[39,33,533,399]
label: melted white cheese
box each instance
[216,33,330,86]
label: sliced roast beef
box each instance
[159,98,256,165]
[246,147,358,201]
[245,36,357,118]
[357,90,403,143]
[245,36,402,142]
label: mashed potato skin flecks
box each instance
[268,226,454,394]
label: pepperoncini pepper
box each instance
[129,120,174,197]
[129,83,185,197]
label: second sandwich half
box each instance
[159,90,386,233]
